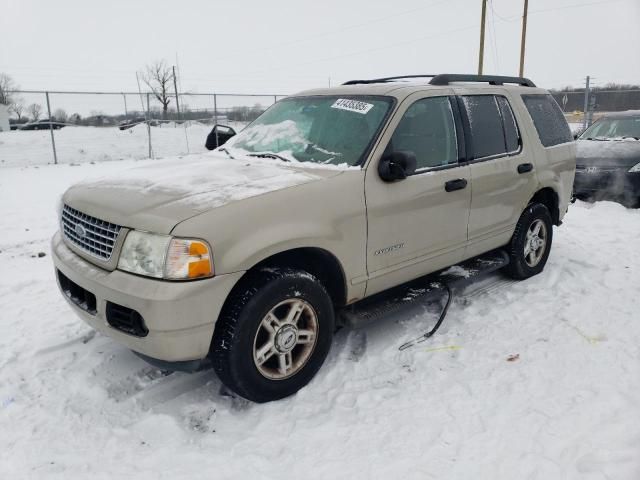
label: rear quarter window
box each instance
[522,94,572,147]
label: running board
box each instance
[339,249,509,328]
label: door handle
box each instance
[518,163,534,174]
[444,178,468,192]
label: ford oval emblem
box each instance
[75,224,87,239]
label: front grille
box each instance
[61,204,122,260]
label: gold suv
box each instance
[52,74,576,402]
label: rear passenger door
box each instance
[457,91,539,258]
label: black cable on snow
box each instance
[398,282,453,351]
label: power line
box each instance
[197,23,479,81]
[206,0,457,61]
[492,0,630,22]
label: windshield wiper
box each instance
[621,136,640,140]
[218,147,235,159]
[247,152,291,162]
[585,137,609,141]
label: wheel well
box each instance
[530,188,560,225]
[251,248,347,307]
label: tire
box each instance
[210,268,334,403]
[503,203,553,280]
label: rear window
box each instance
[522,94,572,147]
[462,95,506,159]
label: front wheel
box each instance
[504,203,553,280]
[210,268,334,403]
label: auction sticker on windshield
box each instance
[331,98,374,114]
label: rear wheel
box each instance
[504,203,553,280]
[210,268,334,403]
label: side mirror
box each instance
[378,151,417,182]
[206,124,237,150]
[573,133,579,140]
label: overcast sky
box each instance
[1,0,639,96]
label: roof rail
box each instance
[342,74,536,87]
[429,74,536,87]
[342,75,436,85]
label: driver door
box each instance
[363,92,471,297]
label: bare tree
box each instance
[27,103,43,121]
[142,60,173,118]
[53,108,67,122]
[0,73,18,106]
[9,101,25,120]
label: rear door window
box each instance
[461,95,506,159]
[522,94,573,147]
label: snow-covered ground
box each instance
[1,159,640,479]
[0,122,248,168]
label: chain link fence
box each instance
[1,90,286,167]
[3,87,640,167]
[551,88,640,135]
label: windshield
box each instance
[224,96,394,166]
[580,116,640,140]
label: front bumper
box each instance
[573,169,640,197]
[51,231,245,362]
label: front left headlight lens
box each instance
[118,231,213,280]
[118,231,171,278]
[629,162,640,173]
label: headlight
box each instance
[117,231,213,280]
[629,162,640,173]
[118,231,171,278]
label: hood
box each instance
[576,139,640,168]
[63,153,343,234]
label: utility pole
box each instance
[478,0,488,74]
[582,76,591,130]
[519,0,529,77]
[172,66,181,122]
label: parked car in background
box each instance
[19,119,66,130]
[118,117,146,130]
[118,117,158,130]
[574,111,640,207]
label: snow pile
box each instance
[227,119,309,154]
[1,161,640,478]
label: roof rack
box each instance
[342,73,536,88]
[343,75,436,85]
[429,74,536,87]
